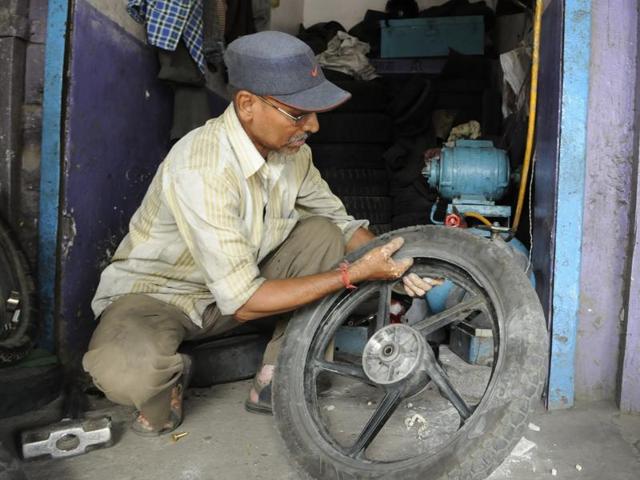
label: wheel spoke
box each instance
[424,348,473,421]
[375,283,392,331]
[301,261,501,464]
[347,390,403,457]
[313,360,371,384]
[412,295,488,335]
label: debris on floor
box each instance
[404,413,429,439]
[511,437,537,458]
[171,432,189,442]
[488,437,538,478]
[7,381,640,480]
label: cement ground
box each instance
[1,377,639,480]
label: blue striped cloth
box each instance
[128,0,206,73]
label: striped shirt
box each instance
[91,104,368,326]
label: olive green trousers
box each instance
[82,217,344,425]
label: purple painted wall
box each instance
[620,147,640,412]
[57,0,172,362]
[576,0,638,402]
[620,10,640,413]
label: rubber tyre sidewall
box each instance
[309,114,393,144]
[0,220,37,365]
[342,196,392,225]
[0,364,63,419]
[273,226,549,480]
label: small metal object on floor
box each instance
[20,416,113,460]
[171,431,189,442]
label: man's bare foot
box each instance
[245,364,275,415]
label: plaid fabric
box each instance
[128,0,206,73]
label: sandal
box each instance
[130,354,193,436]
[130,403,183,437]
[244,376,273,416]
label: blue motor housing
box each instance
[424,140,510,203]
[426,228,534,313]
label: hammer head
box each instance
[21,416,113,460]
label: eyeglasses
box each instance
[256,95,312,124]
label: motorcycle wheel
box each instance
[273,225,548,480]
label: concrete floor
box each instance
[1,350,638,479]
[1,377,638,480]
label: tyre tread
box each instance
[274,225,549,480]
[0,220,37,365]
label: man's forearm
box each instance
[346,227,376,253]
[233,227,377,322]
[233,267,363,322]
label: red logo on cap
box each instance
[311,65,319,77]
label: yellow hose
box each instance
[512,0,543,232]
[464,211,493,227]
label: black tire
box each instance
[312,144,386,170]
[0,442,27,480]
[310,114,393,144]
[181,333,271,387]
[321,169,389,197]
[331,80,390,114]
[273,225,548,480]
[0,220,37,365]
[391,212,432,229]
[368,224,392,236]
[391,184,437,216]
[482,89,503,136]
[0,363,63,419]
[342,196,392,225]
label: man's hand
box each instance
[350,237,444,296]
[345,227,376,254]
[234,236,442,322]
[349,237,414,281]
[402,273,444,297]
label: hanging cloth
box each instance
[316,31,379,81]
[127,0,207,74]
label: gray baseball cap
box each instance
[224,31,351,112]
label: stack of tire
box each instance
[384,77,438,229]
[0,219,63,419]
[308,73,393,236]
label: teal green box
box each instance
[380,16,484,58]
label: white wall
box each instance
[89,0,543,43]
[271,0,305,34]
[302,0,493,31]
[87,0,145,39]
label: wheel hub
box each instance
[362,324,429,391]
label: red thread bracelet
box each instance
[338,261,357,290]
